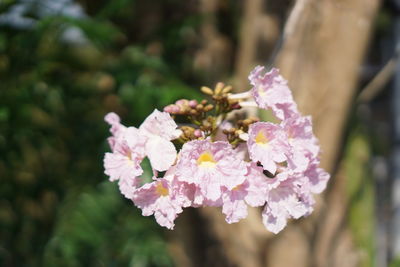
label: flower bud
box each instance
[194,129,203,138]
[164,104,180,114]
[195,104,204,112]
[204,104,214,112]
[215,82,224,95]
[222,85,232,94]
[176,99,188,106]
[189,100,198,108]
[201,86,214,95]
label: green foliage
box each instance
[344,126,375,267]
[390,257,400,267]
[0,1,202,266]
[43,182,173,267]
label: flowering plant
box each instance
[103,66,330,233]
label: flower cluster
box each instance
[103,66,330,233]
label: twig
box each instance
[357,51,400,103]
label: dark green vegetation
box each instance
[0,0,209,266]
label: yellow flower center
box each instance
[155,182,169,196]
[257,85,266,96]
[232,185,241,191]
[197,151,217,168]
[126,153,134,164]
[255,131,269,147]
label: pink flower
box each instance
[221,163,270,223]
[247,122,288,174]
[221,185,249,223]
[176,139,247,202]
[249,66,299,120]
[104,113,147,198]
[104,112,127,152]
[139,109,181,172]
[262,177,313,234]
[132,177,184,229]
[105,112,125,136]
[103,147,143,198]
[303,159,330,194]
[244,163,273,207]
[279,115,320,172]
[282,115,320,157]
[103,65,330,233]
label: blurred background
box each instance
[0,0,399,266]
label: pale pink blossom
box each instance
[244,163,273,207]
[282,115,320,158]
[104,113,147,198]
[281,116,317,173]
[222,185,249,223]
[247,122,288,174]
[176,139,247,202]
[105,112,125,136]
[163,166,196,208]
[104,66,330,234]
[140,109,181,140]
[132,177,183,229]
[139,109,181,171]
[249,66,299,120]
[104,112,127,151]
[262,204,288,234]
[262,177,313,234]
[103,149,143,198]
[221,163,272,223]
[303,159,330,194]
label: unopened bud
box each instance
[194,129,203,138]
[164,104,180,114]
[204,104,214,112]
[243,119,252,126]
[215,82,224,95]
[189,100,198,108]
[201,99,208,105]
[213,95,222,101]
[164,105,174,113]
[222,85,232,94]
[203,121,211,128]
[195,104,204,112]
[201,86,214,95]
[176,99,188,106]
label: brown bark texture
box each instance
[169,0,380,266]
